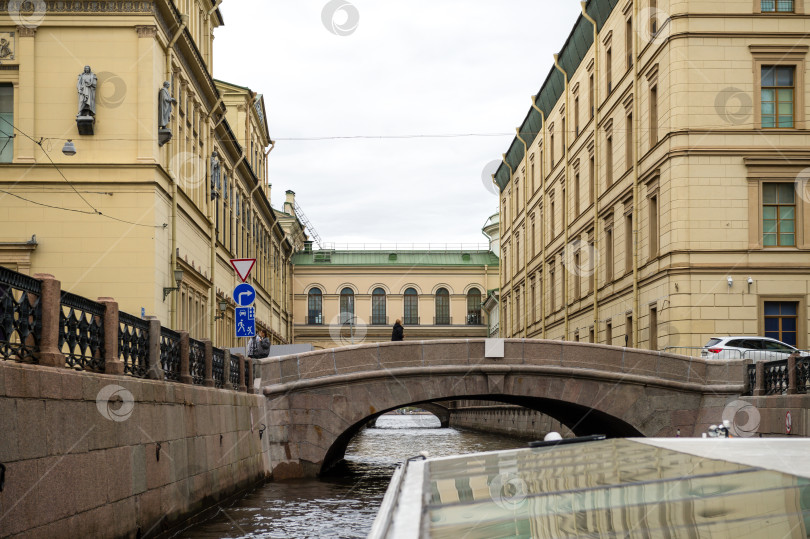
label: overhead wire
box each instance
[0,116,167,229]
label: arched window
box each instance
[467,289,482,325]
[435,288,450,325]
[404,288,419,325]
[372,288,387,325]
[307,288,322,325]
[340,287,355,324]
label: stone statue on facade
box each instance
[76,66,97,135]
[210,150,221,200]
[158,81,176,146]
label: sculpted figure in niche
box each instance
[158,81,177,128]
[77,66,97,117]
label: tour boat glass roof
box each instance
[416,438,810,538]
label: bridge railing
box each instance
[0,266,253,393]
[257,339,750,390]
[745,353,810,396]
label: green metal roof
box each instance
[292,250,499,267]
[495,0,619,192]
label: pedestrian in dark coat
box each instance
[391,319,404,341]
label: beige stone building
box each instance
[0,1,297,348]
[496,0,810,350]
[292,245,499,349]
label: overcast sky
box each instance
[213,1,582,246]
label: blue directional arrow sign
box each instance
[234,283,256,307]
[235,307,255,338]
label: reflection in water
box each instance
[178,415,527,538]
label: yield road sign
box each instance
[235,307,255,338]
[234,283,256,307]
[230,258,256,282]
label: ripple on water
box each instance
[178,414,526,538]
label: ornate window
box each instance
[466,289,482,325]
[372,288,386,325]
[404,288,419,325]
[764,301,798,346]
[340,287,354,324]
[763,183,796,247]
[761,66,795,128]
[435,288,450,325]
[307,288,322,325]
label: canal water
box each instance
[177,414,528,538]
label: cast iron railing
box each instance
[189,338,205,385]
[796,357,810,394]
[229,353,240,390]
[160,327,181,381]
[212,347,225,388]
[119,311,149,378]
[746,364,757,396]
[0,266,42,362]
[764,359,788,395]
[59,291,104,371]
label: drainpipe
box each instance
[207,99,224,342]
[632,0,641,346]
[207,0,222,16]
[166,15,187,329]
[581,2,600,342]
[530,96,547,338]
[501,154,513,337]
[553,53,570,341]
[515,129,529,338]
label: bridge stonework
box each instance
[256,339,746,478]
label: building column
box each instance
[135,26,158,163]
[16,26,35,162]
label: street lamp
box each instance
[162,268,184,301]
[62,140,77,156]
[214,299,228,320]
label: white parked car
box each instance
[701,336,797,361]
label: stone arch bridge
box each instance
[256,339,746,478]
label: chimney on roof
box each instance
[284,190,296,215]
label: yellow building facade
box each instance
[496,0,810,350]
[292,247,499,349]
[0,1,295,348]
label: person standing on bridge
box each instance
[391,319,404,341]
[248,330,270,359]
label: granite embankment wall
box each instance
[0,361,270,539]
[448,401,575,439]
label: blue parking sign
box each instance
[235,307,255,338]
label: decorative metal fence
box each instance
[189,338,205,385]
[160,327,182,381]
[229,353,240,390]
[764,359,789,395]
[119,311,149,378]
[59,291,105,371]
[747,364,757,396]
[0,266,42,362]
[212,347,225,388]
[797,357,810,394]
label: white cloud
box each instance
[214,0,583,244]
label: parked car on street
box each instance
[701,336,797,361]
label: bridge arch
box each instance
[257,339,745,478]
